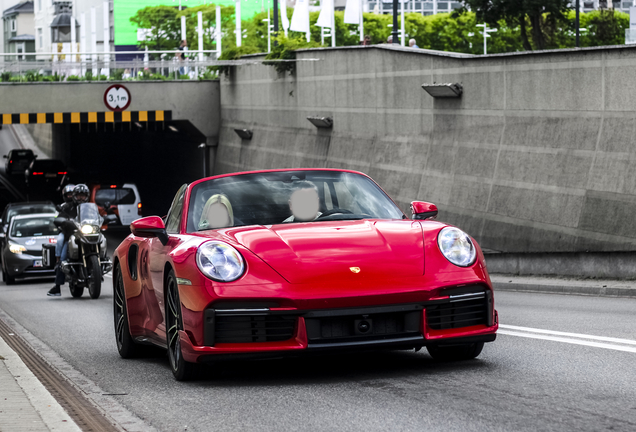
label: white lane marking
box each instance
[498,330,636,353]
[499,324,636,346]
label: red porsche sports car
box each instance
[113,169,498,380]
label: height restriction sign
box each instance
[104,85,132,112]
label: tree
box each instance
[459,0,570,50]
[179,4,237,52]
[129,6,181,56]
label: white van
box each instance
[91,183,142,226]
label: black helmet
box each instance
[62,184,75,203]
[72,184,89,204]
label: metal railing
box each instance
[0,50,317,82]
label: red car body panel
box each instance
[114,169,498,363]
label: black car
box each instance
[25,159,67,201]
[0,201,57,259]
[4,149,36,176]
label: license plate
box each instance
[45,173,56,178]
[33,260,42,268]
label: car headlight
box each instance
[437,227,476,267]
[9,242,26,254]
[196,241,245,282]
[81,224,98,234]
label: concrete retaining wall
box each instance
[215,44,636,254]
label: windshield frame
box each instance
[184,169,405,234]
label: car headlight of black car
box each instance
[196,241,245,282]
[437,227,476,267]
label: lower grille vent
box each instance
[426,297,488,330]
[214,315,296,343]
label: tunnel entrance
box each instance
[58,121,205,217]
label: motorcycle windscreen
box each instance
[77,203,103,226]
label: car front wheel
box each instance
[165,270,199,381]
[426,342,484,361]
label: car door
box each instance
[146,184,187,342]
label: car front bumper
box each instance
[179,291,499,363]
[3,252,54,278]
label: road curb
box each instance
[492,278,636,298]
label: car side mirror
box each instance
[411,201,438,220]
[131,216,169,246]
[2,155,6,159]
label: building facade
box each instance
[2,1,34,58]
[33,0,113,58]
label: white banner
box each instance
[280,0,290,36]
[290,0,310,33]
[316,0,334,28]
[344,0,360,25]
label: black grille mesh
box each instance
[214,315,296,343]
[426,298,488,330]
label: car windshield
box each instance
[11,216,57,237]
[187,170,404,232]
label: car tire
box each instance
[88,255,101,299]
[426,342,484,361]
[165,269,200,381]
[69,283,84,298]
[114,264,145,359]
[3,263,15,285]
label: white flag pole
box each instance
[181,15,186,40]
[197,11,204,61]
[91,7,97,75]
[235,0,242,47]
[103,1,110,75]
[70,14,77,62]
[332,1,335,47]
[359,0,364,42]
[80,13,86,76]
[216,5,222,58]
[400,0,405,46]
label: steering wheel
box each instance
[316,208,353,219]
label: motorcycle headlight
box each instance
[81,224,97,234]
[9,242,26,254]
[437,227,476,267]
[196,241,245,282]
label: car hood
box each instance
[222,220,424,284]
[8,236,56,254]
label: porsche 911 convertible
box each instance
[113,169,498,380]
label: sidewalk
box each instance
[491,274,636,298]
[0,334,81,432]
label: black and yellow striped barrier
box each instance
[0,110,172,125]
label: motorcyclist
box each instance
[47,184,89,297]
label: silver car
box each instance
[2,213,58,284]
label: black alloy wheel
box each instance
[166,270,199,381]
[426,342,484,361]
[88,255,101,299]
[114,264,141,358]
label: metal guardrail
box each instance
[0,50,318,81]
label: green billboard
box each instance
[114,0,264,46]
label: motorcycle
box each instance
[44,203,115,299]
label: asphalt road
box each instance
[1,267,636,432]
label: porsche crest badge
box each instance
[349,267,361,273]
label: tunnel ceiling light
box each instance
[168,125,179,132]
[234,128,253,140]
[306,116,333,129]
[421,83,463,98]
